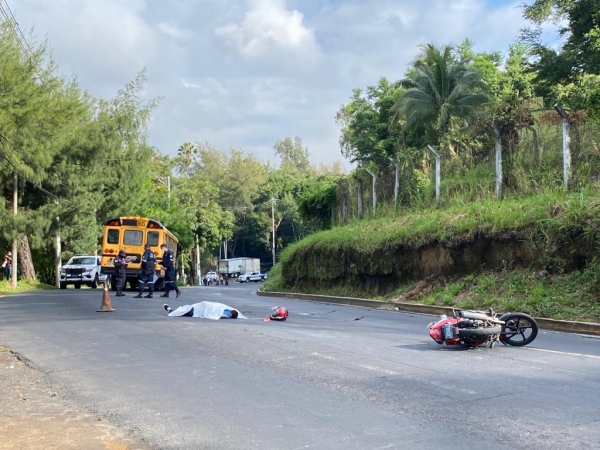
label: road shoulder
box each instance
[0,346,150,450]
[257,289,600,336]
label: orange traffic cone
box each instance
[97,281,115,312]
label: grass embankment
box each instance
[0,280,56,295]
[264,188,600,323]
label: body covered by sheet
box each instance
[167,301,246,320]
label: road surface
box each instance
[1,283,599,450]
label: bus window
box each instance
[124,230,143,246]
[147,231,159,247]
[107,229,120,244]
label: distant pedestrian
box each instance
[113,250,130,296]
[224,276,229,286]
[2,251,11,281]
[160,243,181,298]
[135,243,157,298]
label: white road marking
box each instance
[357,364,398,376]
[524,347,600,360]
[311,352,334,360]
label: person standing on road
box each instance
[2,251,12,281]
[135,244,157,299]
[160,243,181,298]
[113,250,129,296]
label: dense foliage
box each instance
[2,1,600,287]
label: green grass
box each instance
[263,185,600,323]
[415,268,600,322]
[0,280,56,295]
[275,186,600,285]
[264,266,600,322]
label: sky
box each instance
[10,0,555,170]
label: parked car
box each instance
[238,271,267,283]
[60,255,107,289]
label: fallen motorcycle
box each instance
[428,308,538,348]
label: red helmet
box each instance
[271,306,288,320]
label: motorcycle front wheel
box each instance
[501,313,538,346]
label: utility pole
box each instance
[55,202,61,289]
[167,175,171,208]
[12,172,17,288]
[271,198,276,267]
[195,234,202,286]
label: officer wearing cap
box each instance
[113,250,129,296]
[135,243,157,299]
[160,243,181,298]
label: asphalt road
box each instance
[1,283,599,450]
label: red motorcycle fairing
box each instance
[428,316,461,345]
[428,310,538,348]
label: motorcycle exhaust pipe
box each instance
[459,310,492,321]
[459,310,505,325]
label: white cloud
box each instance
[14,0,165,93]
[157,22,190,40]
[214,0,320,63]
[181,78,228,95]
[10,0,548,170]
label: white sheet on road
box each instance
[167,301,246,320]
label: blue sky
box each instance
[12,0,557,170]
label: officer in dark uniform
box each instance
[113,250,129,297]
[135,243,157,298]
[160,243,181,298]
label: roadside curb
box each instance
[256,289,600,337]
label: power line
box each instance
[0,2,60,201]
[4,2,32,52]
[0,131,67,188]
[1,0,34,57]
[0,144,59,200]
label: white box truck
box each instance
[218,258,261,278]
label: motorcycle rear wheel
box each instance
[501,313,538,346]
[458,325,502,338]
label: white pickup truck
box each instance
[238,271,267,283]
[60,255,108,289]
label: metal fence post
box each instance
[426,146,440,204]
[388,157,400,208]
[365,168,377,217]
[491,124,503,200]
[554,103,571,190]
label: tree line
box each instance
[320,0,600,222]
[2,0,600,285]
[0,18,344,285]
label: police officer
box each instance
[160,243,181,298]
[113,250,129,296]
[135,243,157,298]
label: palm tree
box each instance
[177,142,197,171]
[391,44,488,139]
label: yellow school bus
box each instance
[100,216,180,291]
